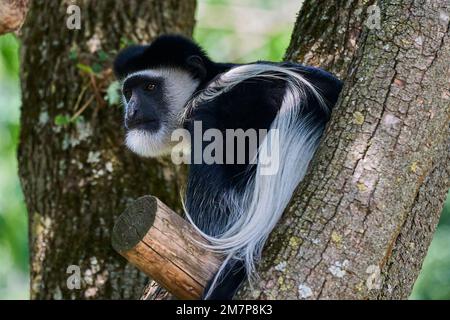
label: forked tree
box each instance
[7,0,449,299]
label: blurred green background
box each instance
[0,0,449,300]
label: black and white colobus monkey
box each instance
[114,35,342,299]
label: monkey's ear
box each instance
[186,55,207,80]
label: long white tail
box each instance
[183,64,328,297]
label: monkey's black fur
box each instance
[114,34,343,300]
[115,34,234,88]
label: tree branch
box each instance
[112,196,222,300]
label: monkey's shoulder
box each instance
[189,75,286,131]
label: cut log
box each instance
[0,0,29,35]
[112,195,222,300]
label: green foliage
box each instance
[119,37,135,50]
[54,114,71,126]
[194,28,235,62]
[76,63,94,74]
[194,28,291,63]
[194,0,295,63]
[202,0,278,10]
[91,63,103,74]
[75,51,110,76]
[243,31,291,62]
[69,49,78,61]
[0,35,20,79]
[97,50,109,63]
[0,34,29,299]
[105,81,121,106]
[411,194,450,300]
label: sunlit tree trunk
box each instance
[18,0,194,299]
[239,0,450,299]
[285,0,375,79]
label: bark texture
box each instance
[239,0,450,299]
[285,0,375,79]
[19,0,195,299]
[0,0,29,35]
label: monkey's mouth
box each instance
[126,119,160,132]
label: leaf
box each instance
[92,63,103,74]
[69,49,78,61]
[105,81,121,106]
[54,114,71,126]
[119,37,136,49]
[97,50,109,62]
[0,34,20,77]
[76,63,93,74]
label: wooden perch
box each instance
[0,0,29,35]
[112,196,222,300]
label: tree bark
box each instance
[238,0,450,299]
[285,0,375,80]
[18,0,195,299]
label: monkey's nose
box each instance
[126,99,137,119]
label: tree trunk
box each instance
[285,0,376,79]
[18,0,195,299]
[238,0,450,299]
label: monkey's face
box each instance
[121,68,199,157]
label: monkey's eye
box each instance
[146,83,156,91]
